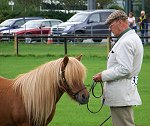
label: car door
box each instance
[84,13,101,36]
[98,12,112,36]
[12,19,25,29]
[84,12,112,36]
[39,21,51,35]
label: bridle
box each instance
[58,64,86,99]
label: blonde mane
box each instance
[13,57,86,126]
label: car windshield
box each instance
[0,19,15,27]
[68,13,89,22]
[21,21,42,28]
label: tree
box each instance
[45,0,115,12]
[96,0,116,9]
[0,0,12,22]
[0,0,10,11]
[58,0,86,12]
[14,0,43,11]
[145,0,150,20]
[130,0,150,21]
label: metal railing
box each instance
[0,34,150,56]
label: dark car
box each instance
[0,17,44,32]
[51,9,115,42]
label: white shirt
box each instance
[128,17,136,27]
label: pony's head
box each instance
[59,55,89,104]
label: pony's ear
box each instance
[62,56,69,70]
[76,54,82,61]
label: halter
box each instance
[58,64,86,99]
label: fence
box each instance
[0,34,113,56]
[0,34,150,56]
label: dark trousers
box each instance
[140,30,148,44]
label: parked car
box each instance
[1,19,63,43]
[51,9,115,42]
[0,17,44,32]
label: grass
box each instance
[0,41,109,57]
[0,42,150,126]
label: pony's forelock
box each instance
[65,57,86,87]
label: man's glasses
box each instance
[109,21,116,29]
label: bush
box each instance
[108,4,124,10]
[0,9,74,23]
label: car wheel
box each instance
[25,33,32,43]
[92,39,102,43]
[74,31,83,43]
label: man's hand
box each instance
[93,73,102,82]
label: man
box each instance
[138,10,148,44]
[93,10,143,126]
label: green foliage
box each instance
[96,0,116,9]
[36,11,74,22]
[0,0,116,23]
[57,0,87,11]
[108,4,124,10]
[0,0,75,23]
[14,0,42,11]
[145,0,150,19]
[0,9,74,23]
[0,0,10,22]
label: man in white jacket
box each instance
[93,10,143,126]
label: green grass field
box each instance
[0,42,150,126]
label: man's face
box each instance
[109,20,120,37]
[141,12,145,17]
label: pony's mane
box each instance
[13,57,86,126]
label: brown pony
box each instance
[0,55,89,126]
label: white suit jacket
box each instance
[102,29,143,106]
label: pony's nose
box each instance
[80,93,89,105]
[82,94,86,99]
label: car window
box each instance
[68,13,89,22]
[100,12,112,22]
[22,21,41,28]
[14,20,25,27]
[41,21,50,27]
[88,13,100,23]
[0,19,15,27]
[51,21,61,26]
